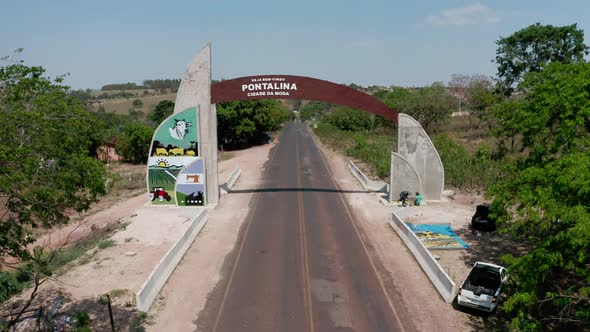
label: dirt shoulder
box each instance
[310,131,472,331]
[147,143,277,332]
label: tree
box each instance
[377,87,412,110]
[299,101,329,121]
[396,83,457,133]
[492,61,590,160]
[68,89,93,106]
[0,62,107,327]
[489,61,590,330]
[148,100,174,124]
[495,23,589,95]
[217,100,289,148]
[116,122,154,164]
[448,74,499,130]
[132,98,144,109]
[325,106,373,131]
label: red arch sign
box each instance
[211,75,398,122]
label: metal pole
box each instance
[106,294,115,332]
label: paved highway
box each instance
[197,121,413,332]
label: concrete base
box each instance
[135,208,208,312]
[220,167,242,194]
[388,211,456,303]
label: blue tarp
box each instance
[406,223,469,249]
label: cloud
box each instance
[426,3,501,26]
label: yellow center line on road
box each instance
[295,133,316,332]
[211,140,282,332]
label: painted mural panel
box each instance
[150,107,199,157]
[175,158,206,206]
[147,107,200,205]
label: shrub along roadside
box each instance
[312,123,395,179]
[313,123,504,191]
[432,134,505,192]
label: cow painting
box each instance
[169,119,192,140]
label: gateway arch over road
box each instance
[211,75,398,122]
[145,43,446,331]
[163,43,442,209]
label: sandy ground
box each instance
[147,144,274,332]
[51,207,200,296]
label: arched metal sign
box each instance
[212,75,398,122]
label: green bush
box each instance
[346,135,392,178]
[313,123,395,179]
[325,107,374,131]
[313,123,356,151]
[299,101,329,121]
[116,123,155,164]
[0,272,23,302]
[97,239,115,249]
[75,311,91,328]
[433,134,504,190]
[132,99,144,109]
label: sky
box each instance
[1,0,589,89]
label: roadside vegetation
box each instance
[0,51,291,330]
[307,23,590,331]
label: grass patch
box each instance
[78,254,92,266]
[110,172,146,192]
[313,122,357,151]
[109,289,126,298]
[133,311,151,331]
[219,152,235,161]
[46,224,119,274]
[97,239,115,249]
[117,221,130,231]
[313,122,395,179]
[48,239,102,272]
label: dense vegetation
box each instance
[0,62,109,329]
[143,79,181,91]
[217,99,291,149]
[307,22,590,331]
[101,82,140,91]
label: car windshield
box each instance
[463,265,501,295]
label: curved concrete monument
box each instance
[394,114,444,200]
[390,152,422,200]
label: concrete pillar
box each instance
[199,103,219,207]
[396,114,444,201]
[173,43,219,207]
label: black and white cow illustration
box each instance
[169,119,192,140]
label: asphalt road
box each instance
[197,121,412,332]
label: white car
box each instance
[457,262,508,312]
